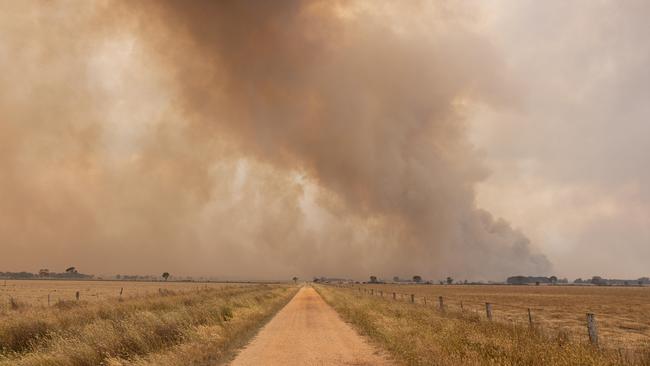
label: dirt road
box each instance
[230,286,393,366]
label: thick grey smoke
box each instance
[0,1,550,280]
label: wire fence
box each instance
[323,283,650,349]
[0,281,252,310]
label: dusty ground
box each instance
[230,286,393,366]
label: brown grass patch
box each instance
[0,284,297,366]
[358,283,650,349]
[316,285,650,366]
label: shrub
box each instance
[220,306,234,322]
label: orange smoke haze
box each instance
[0,1,551,280]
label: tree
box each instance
[292,276,298,284]
[162,272,170,281]
[591,276,607,286]
[549,276,558,284]
[65,267,77,274]
[412,275,422,283]
[38,269,49,277]
[446,277,453,285]
[369,276,378,283]
[393,276,400,282]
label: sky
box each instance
[470,1,650,279]
[0,1,647,280]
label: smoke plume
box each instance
[0,1,550,280]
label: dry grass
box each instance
[0,283,298,366]
[0,280,237,307]
[359,283,650,349]
[316,285,650,366]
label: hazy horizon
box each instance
[1,1,648,281]
[1,268,646,283]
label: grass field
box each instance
[358,283,650,349]
[316,284,650,366]
[0,281,298,366]
[0,280,245,307]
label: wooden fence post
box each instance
[392,292,396,300]
[485,303,493,320]
[120,288,124,298]
[587,313,599,346]
[380,291,383,297]
[48,293,51,306]
[460,301,464,311]
[438,296,444,311]
[424,297,427,305]
[76,291,80,301]
[410,294,415,303]
[527,308,533,326]
[371,289,374,295]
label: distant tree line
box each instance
[508,275,650,286]
[0,268,93,279]
[507,276,567,285]
[574,276,650,286]
[313,276,353,283]
[116,274,161,281]
[311,274,650,286]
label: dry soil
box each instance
[230,286,393,366]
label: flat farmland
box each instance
[359,284,650,349]
[0,281,297,365]
[0,279,246,308]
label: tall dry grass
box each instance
[0,280,235,306]
[361,283,650,349]
[315,285,650,366]
[0,284,297,366]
